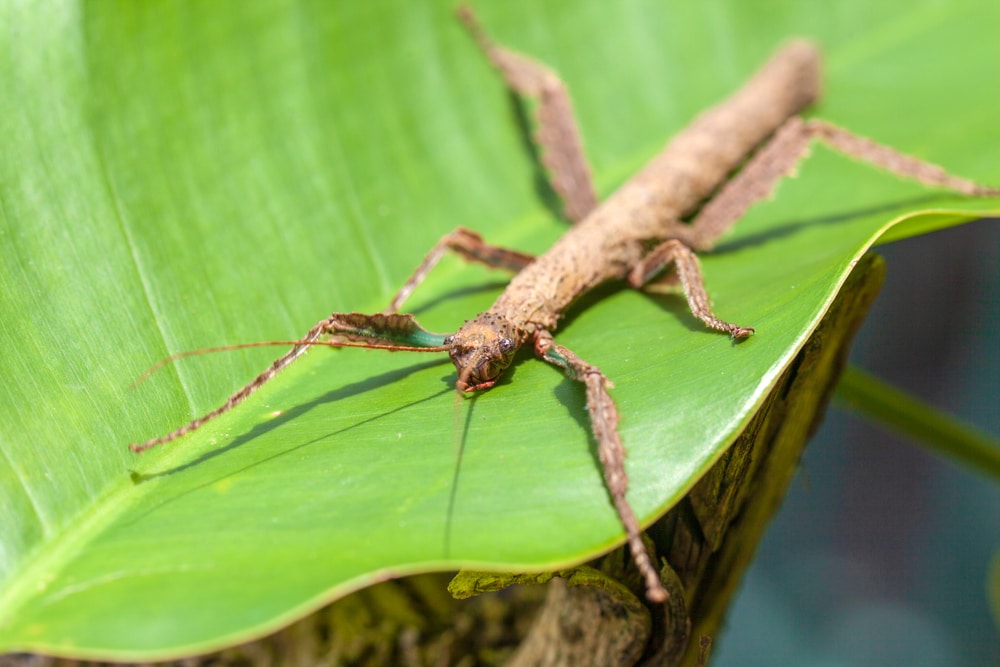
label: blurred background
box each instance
[717,220,1000,667]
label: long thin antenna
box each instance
[131,320,449,453]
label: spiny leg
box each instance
[386,226,535,313]
[534,329,669,603]
[457,6,599,223]
[131,313,447,453]
[628,239,754,339]
[685,116,1000,251]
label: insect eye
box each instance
[443,335,454,345]
[498,337,514,353]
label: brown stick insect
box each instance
[130,7,1000,602]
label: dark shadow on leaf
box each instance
[507,91,567,222]
[552,279,735,341]
[130,357,450,483]
[549,371,607,486]
[555,281,625,332]
[712,194,945,253]
[444,392,476,559]
[407,280,513,317]
[639,291,756,342]
[124,359,452,526]
[641,194,965,336]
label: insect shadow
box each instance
[506,89,566,222]
[406,280,514,317]
[715,193,947,253]
[130,357,451,485]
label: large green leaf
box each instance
[1,0,997,658]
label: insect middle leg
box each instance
[628,240,754,339]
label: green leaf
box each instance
[2,0,998,659]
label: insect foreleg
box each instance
[130,312,447,453]
[533,330,669,603]
[386,227,535,314]
[628,240,754,339]
[687,116,1000,251]
[458,6,598,223]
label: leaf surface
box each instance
[1,0,998,658]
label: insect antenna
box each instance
[130,319,451,453]
[130,341,333,389]
[132,339,449,389]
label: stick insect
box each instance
[130,7,1000,603]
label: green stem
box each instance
[835,365,1000,481]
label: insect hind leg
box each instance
[685,116,1000,251]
